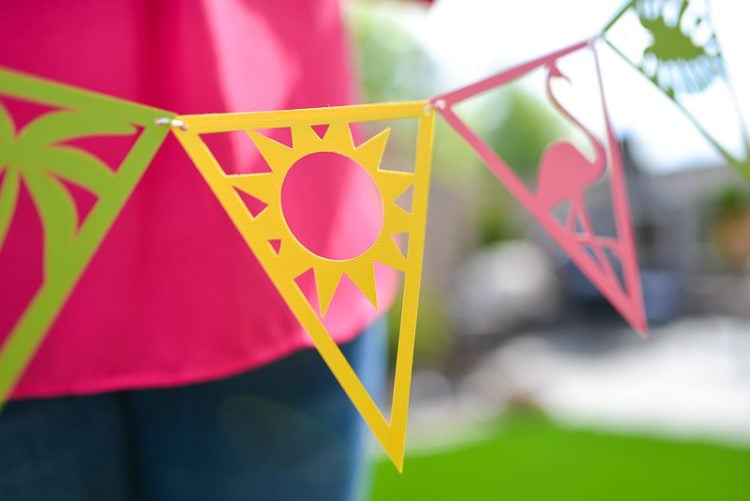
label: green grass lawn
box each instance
[370,413,750,500]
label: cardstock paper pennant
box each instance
[604,0,750,178]
[432,41,647,334]
[0,68,174,405]
[172,102,435,470]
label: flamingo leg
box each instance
[570,197,620,289]
[565,203,577,232]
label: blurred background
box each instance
[346,0,750,499]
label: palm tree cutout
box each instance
[0,68,174,406]
[0,104,134,279]
[604,0,750,179]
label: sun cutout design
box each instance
[173,102,436,471]
[229,123,413,316]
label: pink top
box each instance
[0,0,395,399]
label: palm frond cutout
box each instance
[0,68,174,406]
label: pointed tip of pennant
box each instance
[635,319,649,339]
[386,446,405,474]
[624,302,649,338]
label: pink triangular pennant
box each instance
[432,40,647,334]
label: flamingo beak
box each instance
[548,64,571,83]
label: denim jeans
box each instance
[0,318,386,501]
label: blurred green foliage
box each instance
[708,184,750,267]
[711,184,750,219]
[348,1,434,103]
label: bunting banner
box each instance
[431,40,648,334]
[2,0,749,472]
[0,69,174,405]
[604,0,750,178]
[171,102,435,471]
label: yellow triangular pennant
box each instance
[172,102,435,470]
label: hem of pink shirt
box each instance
[10,305,388,401]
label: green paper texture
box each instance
[604,0,750,179]
[0,68,174,406]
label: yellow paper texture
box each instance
[172,102,435,471]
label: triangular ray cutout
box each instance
[395,184,414,213]
[351,119,420,173]
[294,268,320,315]
[0,68,174,406]
[172,102,436,470]
[254,127,293,148]
[391,232,410,260]
[233,186,268,218]
[432,40,647,334]
[603,0,750,178]
[311,123,330,140]
[313,263,344,318]
[268,238,282,254]
[199,130,274,175]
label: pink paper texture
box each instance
[433,40,647,334]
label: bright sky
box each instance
[401,0,750,173]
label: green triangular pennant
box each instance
[0,68,174,405]
[604,0,750,178]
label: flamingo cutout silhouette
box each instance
[535,63,619,279]
[536,63,606,230]
[430,40,647,334]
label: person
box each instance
[0,1,391,499]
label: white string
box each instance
[424,99,446,114]
[155,117,188,131]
